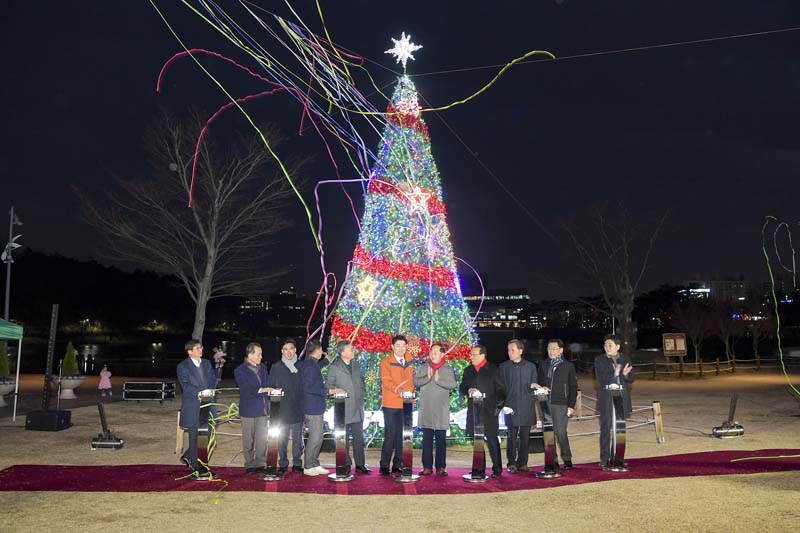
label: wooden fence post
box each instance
[731,359,736,373]
[715,358,720,376]
[652,361,657,379]
[679,360,684,378]
[175,411,184,454]
[652,401,665,443]
[699,360,704,377]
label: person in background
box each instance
[98,365,112,398]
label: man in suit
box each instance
[499,339,541,473]
[233,342,275,474]
[177,339,219,476]
[267,337,305,474]
[459,344,505,478]
[379,334,414,475]
[595,334,635,470]
[326,340,371,474]
[539,338,578,469]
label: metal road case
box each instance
[123,381,176,402]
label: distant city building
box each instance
[463,289,531,328]
[681,279,777,302]
[239,287,311,327]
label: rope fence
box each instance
[626,357,799,379]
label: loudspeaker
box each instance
[26,410,72,431]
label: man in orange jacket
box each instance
[379,334,414,475]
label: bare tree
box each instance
[710,300,745,363]
[669,299,714,364]
[743,295,776,364]
[561,205,669,355]
[76,112,307,340]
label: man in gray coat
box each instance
[414,343,457,476]
[499,339,541,473]
[325,340,371,474]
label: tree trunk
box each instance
[192,271,214,342]
[692,337,701,364]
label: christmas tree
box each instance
[328,40,476,410]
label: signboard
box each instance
[662,333,687,357]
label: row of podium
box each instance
[192,385,630,482]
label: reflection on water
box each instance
[17,337,258,378]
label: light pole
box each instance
[2,206,24,322]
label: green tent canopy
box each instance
[0,318,23,340]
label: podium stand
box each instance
[605,384,628,472]
[395,391,419,483]
[194,398,214,480]
[328,392,354,482]
[259,390,285,481]
[534,388,562,478]
[463,392,489,483]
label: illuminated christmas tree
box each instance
[329,35,476,410]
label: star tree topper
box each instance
[385,32,422,71]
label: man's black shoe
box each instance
[245,467,257,474]
[292,466,304,473]
[391,467,403,475]
[277,467,288,474]
[491,470,502,478]
[355,465,372,474]
[563,461,573,469]
[379,467,391,475]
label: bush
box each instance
[62,341,80,376]
[0,342,9,379]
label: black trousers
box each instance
[344,422,366,468]
[507,425,531,467]
[484,425,502,474]
[380,407,404,469]
[599,408,613,463]
[550,403,572,462]
[186,426,199,470]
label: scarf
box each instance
[473,359,487,372]
[429,358,446,371]
[548,356,563,381]
[282,355,298,374]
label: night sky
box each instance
[3,1,799,300]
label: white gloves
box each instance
[199,389,214,397]
[501,406,514,415]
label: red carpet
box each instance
[1,449,797,495]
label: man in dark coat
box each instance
[594,334,635,469]
[499,339,541,472]
[233,342,274,474]
[300,340,330,476]
[459,344,505,478]
[266,338,305,473]
[177,339,219,475]
[539,338,578,469]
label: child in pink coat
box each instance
[98,365,112,397]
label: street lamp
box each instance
[2,206,24,322]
